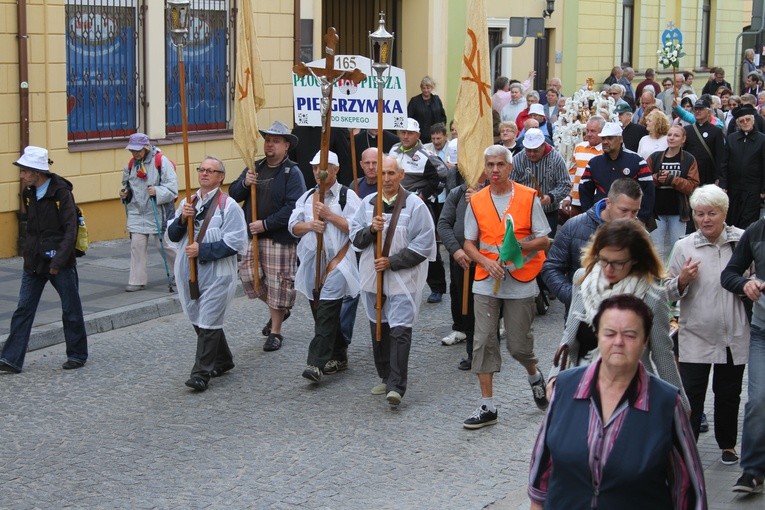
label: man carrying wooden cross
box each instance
[349,156,436,407]
[289,151,362,383]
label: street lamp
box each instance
[368,12,394,341]
[166,0,199,299]
[543,0,555,18]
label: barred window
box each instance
[65,0,233,144]
[166,0,231,134]
[65,1,139,142]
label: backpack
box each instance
[306,185,349,210]
[128,150,178,230]
[74,206,88,257]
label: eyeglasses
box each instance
[596,256,633,270]
[197,167,223,174]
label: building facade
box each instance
[0,0,754,257]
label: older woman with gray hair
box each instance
[665,184,749,464]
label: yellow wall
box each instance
[0,0,295,258]
[571,0,752,92]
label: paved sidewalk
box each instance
[0,240,762,508]
[0,239,182,354]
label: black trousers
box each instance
[369,321,411,396]
[679,348,745,449]
[307,298,347,368]
[191,326,233,382]
[426,201,446,294]
[449,258,475,360]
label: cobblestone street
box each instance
[2,288,563,509]
[0,242,760,509]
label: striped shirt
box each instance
[569,142,603,206]
[529,359,707,509]
[511,146,571,213]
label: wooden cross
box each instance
[292,27,366,303]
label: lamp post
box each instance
[368,12,394,341]
[166,0,199,299]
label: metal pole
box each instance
[490,18,529,92]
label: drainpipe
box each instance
[17,0,30,255]
[293,0,300,64]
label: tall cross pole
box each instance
[292,28,366,304]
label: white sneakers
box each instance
[441,331,467,345]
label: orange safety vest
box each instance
[472,182,545,283]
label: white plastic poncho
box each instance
[349,191,436,327]
[122,148,179,234]
[171,190,248,330]
[288,182,361,301]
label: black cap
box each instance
[693,98,711,109]
[733,104,758,119]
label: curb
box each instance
[1,296,182,354]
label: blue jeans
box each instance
[741,325,765,476]
[649,214,687,263]
[339,295,359,345]
[0,268,88,371]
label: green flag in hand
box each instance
[499,215,524,269]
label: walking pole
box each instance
[350,128,359,195]
[150,197,175,293]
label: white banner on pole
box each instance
[292,55,407,130]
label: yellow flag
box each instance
[233,0,266,171]
[454,0,493,188]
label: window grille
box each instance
[166,0,231,133]
[65,1,139,142]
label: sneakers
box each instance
[530,373,549,410]
[427,292,443,303]
[457,358,472,371]
[302,365,322,383]
[700,412,709,433]
[371,383,387,395]
[733,473,763,494]
[323,359,348,374]
[463,405,498,429]
[441,331,467,345]
[386,390,402,406]
[721,450,740,465]
[62,360,85,370]
[263,333,283,352]
[261,309,291,336]
[184,377,208,392]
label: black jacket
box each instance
[22,173,78,274]
[621,122,647,153]
[228,157,307,244]
[683,121,725,185]
[720,129,765,193]
[407,94,447,144]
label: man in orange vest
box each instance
[461,145,551,429]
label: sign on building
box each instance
[293,55,407,130]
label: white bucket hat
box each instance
[14,146,50,173]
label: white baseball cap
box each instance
[14,146,50,173]
[599,122,623,137]
[401,118,420,133]
[522,128,546,149]
[310,150,340,166]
